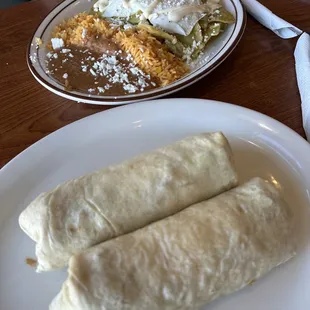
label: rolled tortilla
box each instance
[19,132,238,272]
[50,177,296,310]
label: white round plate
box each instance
[27,0,246,105]
[0,98,309,310]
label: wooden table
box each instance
[0,0,309,168]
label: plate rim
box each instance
[1,98,309,176]
[1,98,310,310]
[26,0,247,105]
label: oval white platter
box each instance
[0,98,309,309]
[27,0,246,105]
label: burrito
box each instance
[19,132,238,272]
[50,177,296,310]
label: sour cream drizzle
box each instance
[95,0,220,22]
[151,4,209,22]
[149,1,221,22]
[122,0,161,18]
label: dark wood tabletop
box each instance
[0,0,309,168]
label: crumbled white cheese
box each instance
[82,28,88,39]
[51,38,64,50]
[137,77,148,88]
[130,67,144,75]
[49,43,153,95]
[90,68,97,76]
[81,65,88,72]
[107,56,118,65]
[123,84,138,93]
[130,67,138,75]
[123,24,134,30]
[61,49,71,53]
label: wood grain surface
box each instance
[0,0,309,168]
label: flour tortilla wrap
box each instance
[19,132,238,272]
[50,177,296,310]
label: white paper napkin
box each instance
[241,0,302,38]
[294,33,310,139]
[241,0,310,139]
